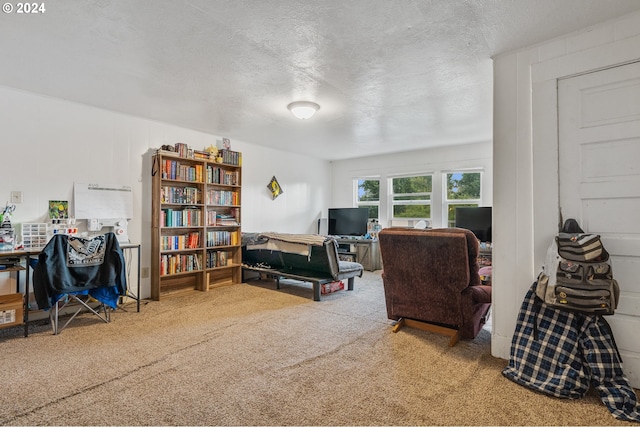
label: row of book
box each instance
[161,208,202,227]
[205,190,239,206]
[206,250,231,268]
[160,253,202,276]
[162,144,241,165]
[160,232,200,251]
[161,186,201,204]
[173,143,191,158]
[218,149,241,166]
[205,230,239,247]
[162,159,242,183]
[159,251,235,275]
[162,159,204,182]
[207,166,239,186]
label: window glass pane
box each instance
[358,179,379,202]
[365,205,379,219]
[393,204,431,218]
[447,173,480,200]
[391,174,432,220]
[392,176,432,194]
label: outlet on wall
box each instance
[141,267,150,278]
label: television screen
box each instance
[328,208,369,237]
[455,206,492,242]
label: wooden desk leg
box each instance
[24,255,30,337]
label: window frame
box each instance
[443,170,483,228]
[354,177,380,220]
[388,173,433,226]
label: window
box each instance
[355,178,379,220]
[389,174,432,227]
[444,172,482,227]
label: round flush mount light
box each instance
[287,101,320,120]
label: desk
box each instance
[120,243,141,313]
[0,249,37,337]
[335,238,381,271]
[0,242,140,337]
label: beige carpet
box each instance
[0,271,636,426]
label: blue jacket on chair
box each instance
[33,232,127,310]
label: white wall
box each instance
[240,144,331,234]
[0,86,331,298]
[492,10,640,359]
[330,141,493,228]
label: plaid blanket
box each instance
[502,282,640,422]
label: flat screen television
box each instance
[455,206,492,242]
[328,207,369,237]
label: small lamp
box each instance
[287,101,320,120]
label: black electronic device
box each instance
[328,207,369,237]
[454,206,492,242]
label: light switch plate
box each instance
[10,191,23,204]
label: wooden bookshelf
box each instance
[151,149,242,300]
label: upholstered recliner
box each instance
[378,227,492,346]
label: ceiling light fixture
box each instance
[287,101,320,120]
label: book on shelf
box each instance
[216,212,239,226]
[162,186,201,204]
[161,207,202,227]
[162,160,204,182]
[160,232,200,250]
[218,149,242,166]
[206,230,236,246]
[193,150,210,160]
[206,250,231,268]
[160,253,203,275]
[206,166,239,185]
[205,189,239,206]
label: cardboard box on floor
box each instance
[321,280,344,295]
[0,293,23,329]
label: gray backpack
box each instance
[535,219,619,315]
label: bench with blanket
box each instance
[241,232,364,301]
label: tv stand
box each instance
[335,238,381,271]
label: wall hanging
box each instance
[268,176,283,200]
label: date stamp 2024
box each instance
[3,2,46,14]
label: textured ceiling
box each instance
[1,0,639,160]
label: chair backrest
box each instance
[280,240,341,279]
[242,233,342,279]
[378,227,480,325]
[33,232,126,310]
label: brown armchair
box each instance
[378,227,492,346]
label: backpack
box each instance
[535,219,619,315]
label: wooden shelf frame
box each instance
[151,151,242,300]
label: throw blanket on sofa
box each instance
[248,232,329,257]
[502,282,640,422]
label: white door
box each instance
[558,61,640,388]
